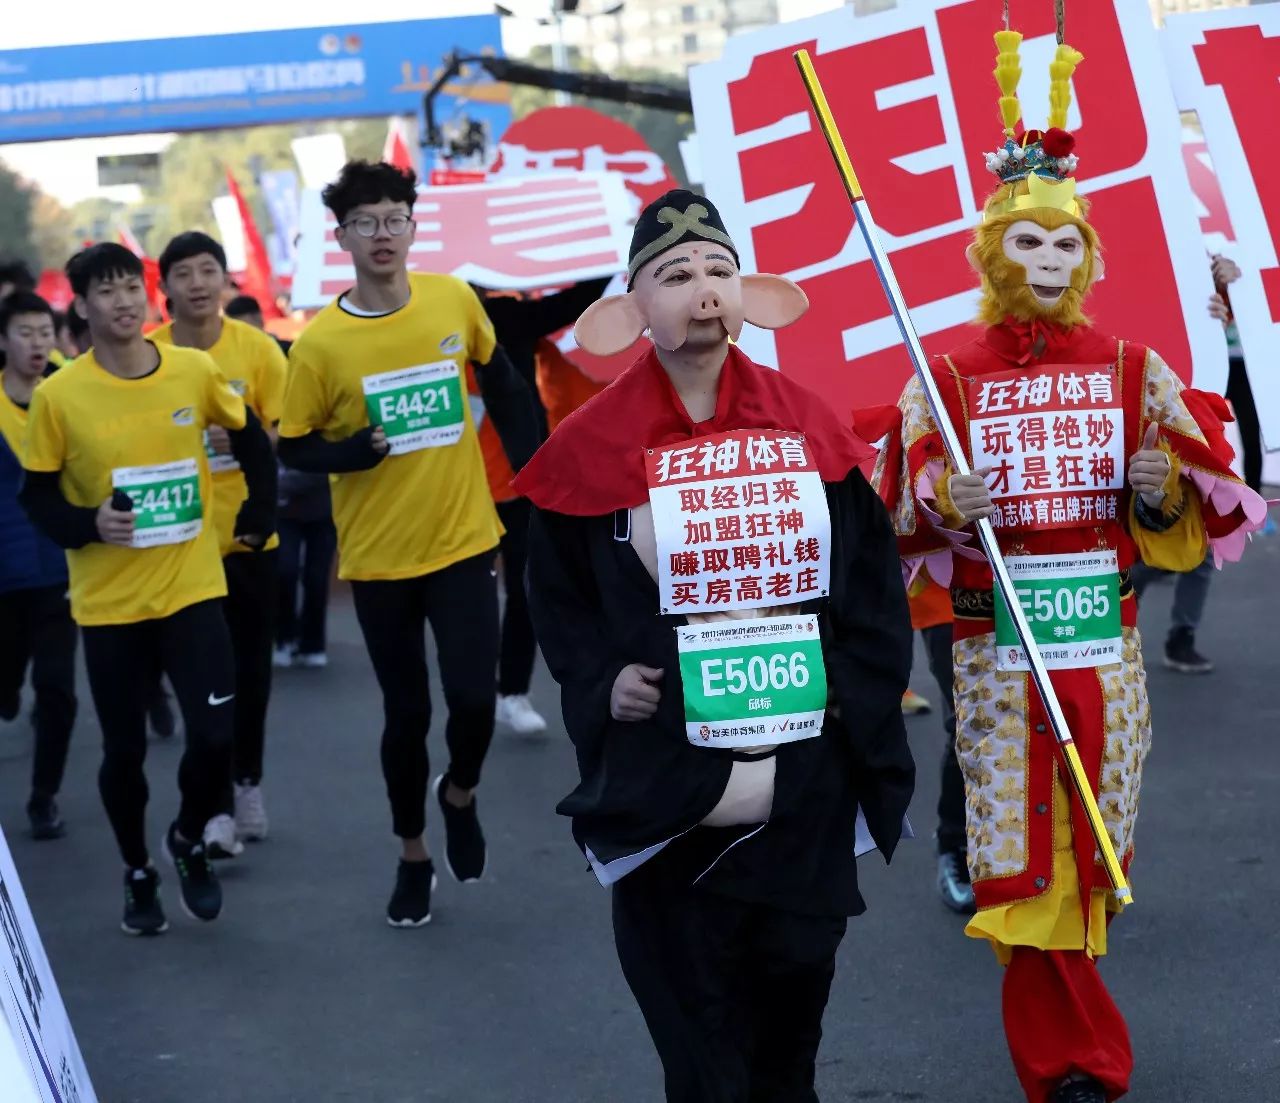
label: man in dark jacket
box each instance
[516,191,915,1102]
[0,291,77,839]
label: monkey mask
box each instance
[969,32,1104,327]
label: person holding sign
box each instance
[154,231,289,856]
[19,243,277,936]
[277,161,537,929]
[868,32,1267,1103]
[517,189,915,1102]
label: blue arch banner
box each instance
[0,17,506,144]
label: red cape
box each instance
[512,344,874,515]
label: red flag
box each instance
[116,221,167,322]
[225,168,283,320]
[383,118,416,174]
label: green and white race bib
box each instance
[994,550,1122,671]
[362,361,465,455]
[677,615,827,748]
[112,459,203,548]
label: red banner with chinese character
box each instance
[646,430,830,614]
[689,0,1222,420]
[968,365,1124,532]
[1163,6,1280,446]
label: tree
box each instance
[137,118,387,255]
[0,162,37,267]
[507,47,692,186]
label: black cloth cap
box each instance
[627,189,739,287]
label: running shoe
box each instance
[386,859,437,928]
[901,689,932,715]
[937,850,975,914]
[272,645,296,669]
[27,794,65,841]
[163,823,222,922]
[1052,1079,1106,1103]
[496,693,548,735]
[295,651,328,669]
[121,867,168,936]
[1163,627,1213,674]
[234,783,269,842]
[434,774,487,883]
[203,813,245,859]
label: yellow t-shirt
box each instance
[152,317,287,556]
[23,344,246,626]
[279,273,502,581]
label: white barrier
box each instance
[0,827,96,1103]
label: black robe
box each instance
[527,468,915,918]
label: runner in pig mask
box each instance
[515,188,916,1103]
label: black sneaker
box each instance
[1164,626,1213,674]
[1052,1078,1106,1103]
[386,859,437,928]
[162,823,222,922]
[27,795,65,841]
[121,868,168,936]
[148,688,177,739]
[937,850,975,914]
[434,774,487,883]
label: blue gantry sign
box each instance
[0,17,506,144]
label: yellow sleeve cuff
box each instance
[932,466,968,530]
[1129,448,1207,571]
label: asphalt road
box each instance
[2,531,1277,1103]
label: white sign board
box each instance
[291,171,634,308]
[1162,6,1280,448]
[0,826,96,1103]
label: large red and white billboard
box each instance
[291,171,633,308]
[1163,5,1280,447]
[689,0,1223,417]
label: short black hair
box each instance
[0,290,54,335]
[225,294,263,320]
[321,160,417,224]
[66,244,144,298]
[0,259,36,295]
[158,231,227,280]
[63,304,89,343]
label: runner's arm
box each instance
[474,346,539,472]
[18,471,100,548]
[278,427,386,474]
[226,407,278,547]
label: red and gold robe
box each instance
[868,321,1266,960]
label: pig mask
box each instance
[574,190,808,356]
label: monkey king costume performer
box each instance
[869,31,1268,1103]
[515,190,915,1103]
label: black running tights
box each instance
[82,599,235,869]
[351,551,499,840]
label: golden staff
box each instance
[793,49,1131,906]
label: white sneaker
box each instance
[203,813,244,859]
[295,651,328,669]
[496,694,548,735]
[234,783,269,842]
[272,646,295,669]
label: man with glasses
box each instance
[278,160,537,927]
